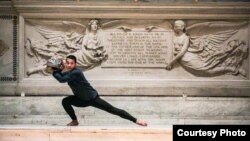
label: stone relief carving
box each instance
[25,19,108,76]
[165,20,248,77]
[25,19,172,76]
[72,19,108,70]
[24,19,248,78]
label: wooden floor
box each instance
[0,125,172,141]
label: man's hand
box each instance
[46,66,54,74]
[60,59,66,70]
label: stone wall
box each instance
[0,0,250,125]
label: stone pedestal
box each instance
[0,0,250,125]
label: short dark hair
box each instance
[66,55,77,63]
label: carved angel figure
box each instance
[166,20,248,77]
[25,19,108,76]
[72,19,108,70]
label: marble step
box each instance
[0,125,172,141]
[0,115,249,126]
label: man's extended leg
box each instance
[62,95,90,126]
[91,96,147,126]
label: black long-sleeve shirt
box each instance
[53,68,98,101]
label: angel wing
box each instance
[186,21,248,36]
[188,30,238,55]
[37,27,65,46]
[26,20,86,34]
[37,26,84,50]
[186,21,248,57]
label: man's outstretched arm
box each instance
[46,66,74,83]
[52,70,73,83]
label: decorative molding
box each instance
[0,15,18,82]
[6,1,250,19]
[0,1,16,14]
[0,15,13,20]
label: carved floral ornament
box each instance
[24,19,248,78]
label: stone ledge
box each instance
[0,125,171,141]
[0,96,249,125]
[1,1,249,18]
[1,80,250,96]
[0,115,249,126]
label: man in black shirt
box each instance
[47,55,148,126]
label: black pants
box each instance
[62,95,137,123]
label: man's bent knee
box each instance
[62,97,69,106]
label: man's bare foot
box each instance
[136,119,148,126]
[67,120,79,126]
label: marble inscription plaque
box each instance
[102,29,173,68]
